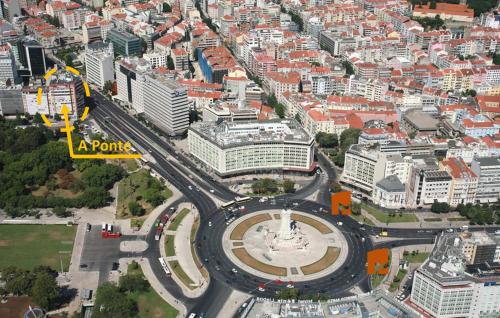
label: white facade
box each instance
[85,42,114,89]
[23,89,49,115]
[341,144,387,193]
[115,57,151,113]
[143,73,190,135]
[188,120,315,176]
[471,157,500,203]
[0,45,18,85]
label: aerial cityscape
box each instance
[0,0,499,316]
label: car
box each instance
[208,221,212,227]
[293,202,299,206]
[215,265,220,271]
[258,286,265,292]
[286,283,294,288]
[337,221,343,226]
[312,209,318,213]
[446,228,454,233]
[86,223,91,232]
[79,264,88,268]
[196,187,201,192]
[209,189,215,193]
[188,185,193,190]
[231,268,238,274]
[188,314,196,318]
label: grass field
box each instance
[371,274,386,289]
[167,208,191,231]
[362,204,418,223]
[300,247,340,275]
[403,252,430,263]
[168,260,196,290]
[232,247,287,276]
[117,170,172,218]
[448,217,468,221]
[190,217,209,279]
[165,235,175,257]
[126,262,178,318]
[424,218,442,222]
[0,225,76,271]
[230,213,272,240]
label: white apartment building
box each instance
[188,120,315,176]
[142,51,167,68]
[85,42,114,89]
[407,159,452,207]
[440,157,479,206]
[411,233,500,318]
[372,175,407,209]
[115,57,151,113]
[341,144,388,194]
[143,73,189,135]
[471,156,500,203]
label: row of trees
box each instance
[316,128,361,167]
[0,266,60,310]
[267,94,286,118]
[457,203,500,225]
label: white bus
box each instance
[158,257,171,276]
[235,196,251,203]
[221,200,235,209]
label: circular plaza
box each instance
[222,209,348,282]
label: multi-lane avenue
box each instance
[87,91,500,317]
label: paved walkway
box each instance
[217,289,251,318]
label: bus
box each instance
[158,257,171,276]
[221,200,236,209]
[235,196,251,203]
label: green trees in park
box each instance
[266,94,287,118]
[93,283,138,318]
[128,201,144,217]
[167,55,175,70]
[252,178,279,194]
[283,180,296,193]
[324,128,361,167]
[0,119,125,215]
[431,202,451,213]
[457,203,499,225]
[0,266,60,310]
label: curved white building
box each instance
[188,119,315,176]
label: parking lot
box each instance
[79,225,122,283]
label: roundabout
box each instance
[196,199,373,298]
[222,209,347,281]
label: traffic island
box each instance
[223,210,348,281]
[160,205,208,297]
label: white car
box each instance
[293,202,299,206]
[286,284,294,289]
[209,189,215,193]
[258,287,265,292]
[188,185,193,190]
[231,268,238,274]
[337,221,343,226]
[208,221,212,227]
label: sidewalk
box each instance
[160,204,209,298]
[217,289,251,318]
[359,207,470,229]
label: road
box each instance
[86,91,500,317]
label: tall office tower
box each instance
[106,29,141,57]
[143,72,189,135]
[17,38,47,76]
[85,42,114,89]
[115,56,151,113]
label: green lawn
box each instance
[447,217,468,221]
[350,213,375,226]
[389,269,407,292]
[167,208,190,231]
[117,170,172,218]
[0,225,76,271]
[168,260,196,290]
[362,204,418,223]
[165,235,175,257]
[423,218,442,222]
[403,252,430,263]
[126,262,178,318]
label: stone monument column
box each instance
[279,209,293,240]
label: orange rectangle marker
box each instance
[331,191,352,215]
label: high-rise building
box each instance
[0,0,21,22]
[411,232,500,318]
[17,39,47,77]
[0,43,18,85]
[85,42,114,89]
[143,72,189,135]
[115,57,151,113]
[106,29,141,57]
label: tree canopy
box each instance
[93,283,138,318]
